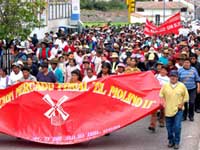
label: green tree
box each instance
[0,0,45,41]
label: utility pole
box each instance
[163,0,166,22]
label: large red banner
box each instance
[144,12,182,35]
[0,71,162,145]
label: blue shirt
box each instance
[158,56,168,65]
[52,68,64,83]
[37,71,57,83]
[178,67,200,90]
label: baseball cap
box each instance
[169,70,178,77]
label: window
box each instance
[48,2,72,20]
[137,8,144,12]
[181,7,187,12]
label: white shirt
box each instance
[175,63,183,69]
[92,56,102,74]
[65,65,80,82]
[0,76,11,89]
[82,75,97,83]
[74,52,83,65]
[50,47,59,59]
[10,71,23,85]
[155,74,170,86]
[59,41,68,50]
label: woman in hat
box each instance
[116,63,125,75]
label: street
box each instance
[0,114,199,150]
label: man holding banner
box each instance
[160,70,189,149]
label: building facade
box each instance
[131,1,188,24]
[131,0,200,24]
[31,0,73,39]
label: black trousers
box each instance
[183,88,196,119]
[195,93,200,110]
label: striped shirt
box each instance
[178,67,200,90]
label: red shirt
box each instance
[63,45,75,53]
[40,48,51,60]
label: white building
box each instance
[31,0,80,39]
[131,0,188,24]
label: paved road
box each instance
[0,114,200,150]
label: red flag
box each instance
[144,19,157,36]
[157,12,182,35]
[0,71,162,145]
[144,12,182,36]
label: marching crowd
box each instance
[0,24,200,149]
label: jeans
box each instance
[183,88,196,119]
[166,110,183,145]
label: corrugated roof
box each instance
[136,2,187,9]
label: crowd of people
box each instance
[0,23,200,149]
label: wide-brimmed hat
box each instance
[163,49,169,54]
[181,51,187,55]
[25,49,34,55]
[50,58,59,64]
[53,34,58,38]
[27,37,32,41]
[111,52,119,58]
[17,60,24,66]
[127,47,133,51]
[16,45,26,49]
[12,62,20,68]
[113,43,119,48]
[117,63,125,68]
[41,39,49,46]
[179,41,187,46]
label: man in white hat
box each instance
[49,41,60,60]
[10,62,23,85]
[110,52,119,74]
